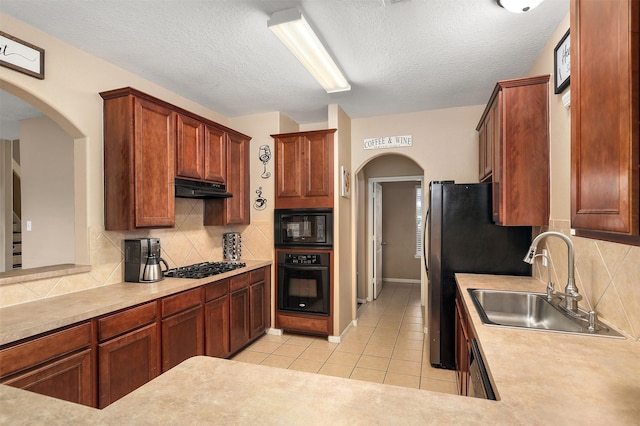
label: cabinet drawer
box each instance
[205,279,229,302]
[229,273,249,292]
[250,268,265,284]
[161,288,203,317]
[97,301,157,342]
[0,322,92,378]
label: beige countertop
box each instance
[0,260,271,346]
[1,273,639,424]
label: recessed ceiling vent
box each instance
[381,0,409,6]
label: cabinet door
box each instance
[204,125,227,184]
[491,78,549,226]
[203,132,249,225]
[229,288,250,354]
[275,135,303,201]
[133,97,175,228]
[161,305,204,373]
[249,281,266,339]
[2,349,93,407]
[176,113,205,180]
[205,296,230,358]
[225,133,250,224]
[571,0,639,238]
[248,266,270,339]
[98,323,159,408]
[303,132,333,204]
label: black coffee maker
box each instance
[124,238,169,283]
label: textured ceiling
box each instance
[0,0,569,134]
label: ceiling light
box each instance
[268,8,351,93]
[498,0,544,13]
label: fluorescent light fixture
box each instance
[498,0,544,13]
[268,8,351,93]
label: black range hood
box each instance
[175,178,233,199]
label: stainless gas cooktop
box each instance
[164,261,246,279]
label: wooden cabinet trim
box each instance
[97,301,157,342]
[100,87,251,140]
[161,287,203,317]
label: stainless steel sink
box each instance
[468,289,624,338]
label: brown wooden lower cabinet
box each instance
[98,323,159,408]
[249,266,270,339]
[161,304,204,372]
[205,295,230,358]
[229,286,251,353]
[1,265,270,408]
[160,288,204,373]
[0,322,94,407]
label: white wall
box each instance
[351,105,485,183]
[20,116,74,268]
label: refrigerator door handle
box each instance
[423,207,429,274]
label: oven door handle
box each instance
[281,265,328,271]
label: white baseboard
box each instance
[357,298,367,304]
[266,328,283,336]
[328,320,357,343]
[383,278,421,284]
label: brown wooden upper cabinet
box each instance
[101,87,251,230]
[204,132,250,225]
[476,76,550,226]
[272,129,336,209]
[570,0,639,245]
[176,114,226,184]
[101,89,176,230]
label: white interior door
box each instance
[373,182,383,299]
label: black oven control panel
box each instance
[281,253,329,266]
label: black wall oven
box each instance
[277,251,330,316]
[274,208,333,249]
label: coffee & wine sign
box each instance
[363,135,412,150]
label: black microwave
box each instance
[274,208,333,248]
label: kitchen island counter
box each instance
[1,274,638,424]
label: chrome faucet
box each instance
[523,231,582,313]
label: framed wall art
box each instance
[554,29,570,94]
[0,31,45,80]
[341,166,351,198]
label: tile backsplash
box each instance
[0,199,273,308]
[532,220,639,341]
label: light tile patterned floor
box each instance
[232,282,457,394]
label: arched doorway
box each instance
[0,83,88,273]
[353,153,425,307]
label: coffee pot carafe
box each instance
[142,252,169,282]
[124,238,169,283]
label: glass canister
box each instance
[223,232,242,262]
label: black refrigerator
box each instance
[426,181,532,369]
